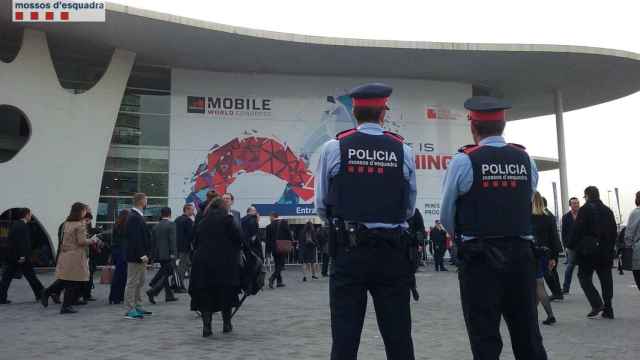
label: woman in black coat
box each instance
[531,192,562,325]
[189,195,244,337]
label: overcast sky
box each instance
[111,0,640,223]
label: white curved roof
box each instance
[3,1,640,120]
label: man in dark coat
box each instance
[241,206,260,245]
[0,208,44,304]
[147,207,178,304]
[429,220,448,271]
[175,204,195,292]
[265,212,291,289]
[561,197,580,294]
[568,186,618,319]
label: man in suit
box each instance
[562,197,580,294]
[124,193,152,319]
[0,208,44,304]
[175,204,195,292]
[223,193,242,229]
[147,207,178,304]
[266,212,291,288]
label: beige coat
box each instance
[55,221,91,282]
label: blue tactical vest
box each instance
[328,129,408,223]
[455,144,533,237]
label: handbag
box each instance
[100,266,114,284]
[274,221,293,256]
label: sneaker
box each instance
[125,310,144,320]
[136,307,152,315]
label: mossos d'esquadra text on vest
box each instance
[480,162,528,181]
[347,148,399,168]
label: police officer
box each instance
[440,96,547,360]
[315,83,417,360]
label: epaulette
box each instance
[383,130,404,143]
[508,143,527,151]
[458,144,482,155]
[336,128,357,140]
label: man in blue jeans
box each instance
[562,197,580,294]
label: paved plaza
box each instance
[1,263,639,360]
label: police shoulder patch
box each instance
[508,143,527,151]
[383,131,404,143]
[458,144,482,154]
[336,128,357,140]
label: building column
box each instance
[554,90,569,215]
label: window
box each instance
[0,26,22,63]
[97,61,171,229]
[0,105,30,163]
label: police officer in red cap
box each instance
[315,83,417,360]
[440,96,548,360]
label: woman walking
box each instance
[300,221,319,281]
[41,202,96,314]
[109,209,129,304]
[531,191,562,325]
[624,191,640,290]
[189,195,244,337]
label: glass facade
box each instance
[97,63,171,230]
[0,105,30,163]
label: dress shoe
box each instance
[0,299,11,304]
[542,316,556,325]
[312,276,319,280]
[146,291,156,305]
[587,307,604,318]
[60,307,78,314]
[602,308,614,319]
[277,283,286,288]
[549,294,564,301]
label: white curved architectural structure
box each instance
[1,2,640,261]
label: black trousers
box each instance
[269,254,285,285]
[434,248,446,270]
[322,253,330,276]
[578,263,613,310]
[458,238,547,360]
[45,279,83,308]
[80,256,96,300]
[330,233,414,360]
[543,261,562,296]
[0,261,44,301]
[148,260,175,299]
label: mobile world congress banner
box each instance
[170,69,472,225]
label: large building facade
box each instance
[2,3,640,264]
